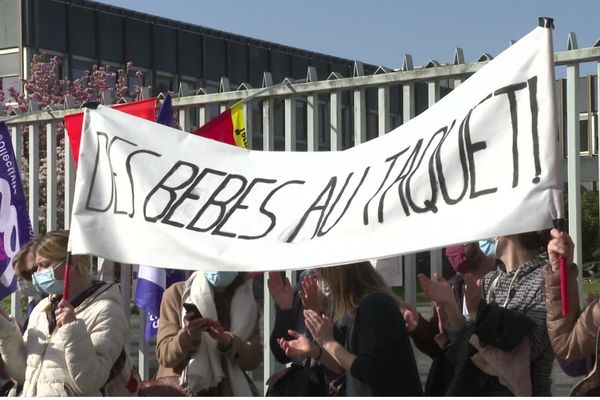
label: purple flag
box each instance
[0,122,34,300]
[134,94,186,339]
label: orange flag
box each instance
[64,98,156,167]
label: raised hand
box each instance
[463,273,483,320]
[435,302,446,333]
[418,273,455,306]
[303,309,334,346]
[300,274,321,312]
[400,300,419,333]
[277,329,319,359]
[548,228,575,272]
[267,272,293,310]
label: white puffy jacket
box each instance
[0,282,130,396]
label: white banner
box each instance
[69,26,561,272]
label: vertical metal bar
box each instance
[402,83,417,306]
[307,93,319,151]
[566,62,583,300]
[198,106,207,127]
[353,89,366,145]
[243,101,253,150]
[378,86,390,137]
[178,108,188,131]
[64,129,76,228]
[263,272,276,393]
[28,124,39,235]
[138,310,150,380]
[120,263,132,353]
[427,81,443,278]
[263,99,275,151]
[10,126,22,163]
[284,97,297,151]
[330,91,342,151]
[46,122,57,232]
[10,292,23,323]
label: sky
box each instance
[94,0,600,74]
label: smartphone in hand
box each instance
[183,303,203,319]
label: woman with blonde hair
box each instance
[278,261,422,396]
[0,230,137,396]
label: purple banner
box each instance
[0,122,34,300]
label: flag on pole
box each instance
[64,97,157,167]
[193,101,248,148]
[134,93,186,340]
[0,122,34,300]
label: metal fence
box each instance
[2,30,600,388]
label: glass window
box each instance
[153,25,177,73]
[179,31,202,78]
[203,36,227,82]
[252,100,263,150]
[69,6,96,58]
[296,99,307,144]
[156,75,176,95]
[125,19,152,68]
[38,0,68,51]
[318,102,330,150]
[98,13,124,62]
[1,76,20,104]
[227,41,248,85]
[249,46,269,88]
[0,0,19,48]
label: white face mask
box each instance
[17,280,39,297]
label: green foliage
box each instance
[581,190,600,263]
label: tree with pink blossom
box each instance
[1,54,149,232]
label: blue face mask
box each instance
[32,262,65,295]
[479,239,497,259]
[204,271,239,288]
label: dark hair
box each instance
[516,230,551,252]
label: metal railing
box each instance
[2,31,600,388]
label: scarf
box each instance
[180,272,257,395]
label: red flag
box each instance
[64,98,156,167]
[192,102,247,148]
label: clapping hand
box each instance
[300,274,321,312]
[267,272,293,310]
[418,273,455,306]
[401,301,419,333]
[277,329,319,359]
[303,309,334,346]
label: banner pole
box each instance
[538,16,568,316]
[63,252,72,301]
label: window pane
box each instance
[1,76,20,104]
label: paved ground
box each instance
[129,304,580,396]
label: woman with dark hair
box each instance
[278,261,423,396]
[420,231,554,396]
[154,270,262,396]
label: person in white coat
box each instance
[0,230,137,396]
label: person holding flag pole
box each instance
[0,230,139,396]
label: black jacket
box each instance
[345,292,423,396]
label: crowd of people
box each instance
[0,227,599,396]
